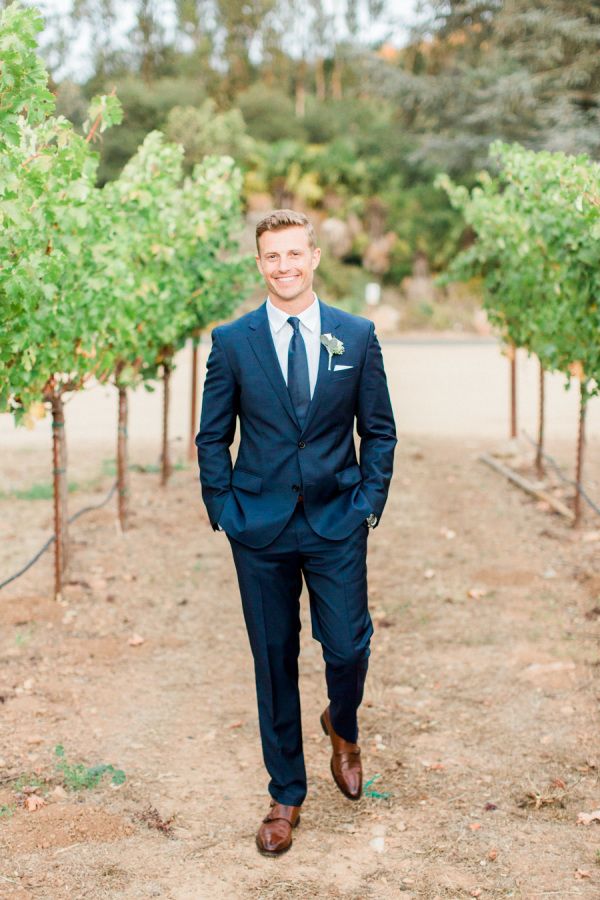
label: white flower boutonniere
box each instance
[320,333,345,370]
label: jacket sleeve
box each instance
[195,328,239,528]
[356,322,397,521]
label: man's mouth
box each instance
[275,274,300,284]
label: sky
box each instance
[32,0,424,83]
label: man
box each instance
[196,209,396,856]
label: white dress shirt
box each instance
[266,295,321,398]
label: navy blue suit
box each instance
[196,299,396,806]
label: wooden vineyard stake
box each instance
[51,394,69,599]
[117,385,129,531]
[189,335,200,463]
[507,343,517,439]
[536,358,545,477]
[161,363,172,487]
[573,378,587,528]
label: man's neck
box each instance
[267,289,317,317]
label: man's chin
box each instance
[271,288,304,303]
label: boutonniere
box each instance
[320,333,345,370]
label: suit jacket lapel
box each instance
[247,302,300,429]
[300,300,341,435]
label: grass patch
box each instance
[14,626,34,647]
[12,773,48,793]
[1,481,79,501]
[129,461,188,474]
[0,804,15,818]
[103,458,188,476]
[55,744,126,790]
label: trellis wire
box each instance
[0,481,117,591]
[521,430,600,517]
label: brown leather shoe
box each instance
[255,799,301,856]
[320,706,362,801]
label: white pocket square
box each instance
[333,364,353,371]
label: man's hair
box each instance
[255,209,317,252]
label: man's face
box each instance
[256,226,321,304]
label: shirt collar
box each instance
[266,294,319,334]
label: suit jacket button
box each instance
[292,484,300,492]
[298,440,306,449]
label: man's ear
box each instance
[255,254,264,276]
[312,247,321,270]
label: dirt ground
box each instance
[0,345,599,899]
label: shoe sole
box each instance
[320,712,362,801]
[255,817,300,857]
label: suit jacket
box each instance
[196,299,397,549]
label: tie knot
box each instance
[287,316,300,333]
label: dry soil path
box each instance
[0,340,599,899]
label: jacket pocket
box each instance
[331,367,357,381]
[231,468,262,494]
[335,464,363,491]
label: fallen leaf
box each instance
[26,735,43,746]
[227,720,243,729]
[25,795,45,812]
[137,805,175,834]
[128,634,145,647]
[577,809,600,826]
[471,891,482,898]
[421,760,445,771]
[519,791,564,810]
[487,848,498,861]
[484,802,498,811]
[574,869,591,880]
[469,822,482,831]
[467,588,488,600]
[551,778,566,790]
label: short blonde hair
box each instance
[256,209,317,251]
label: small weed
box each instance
[0,804,15,818]
[596,849,600,866]
[15,629,31,646]
[102,458,117,476]
[54,745,126,791]
[12,773,47,793]
[363,774,391,800]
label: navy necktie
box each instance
[287,316,311,427]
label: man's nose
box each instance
[277,257,292,273]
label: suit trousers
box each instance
[227,502,373,807]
